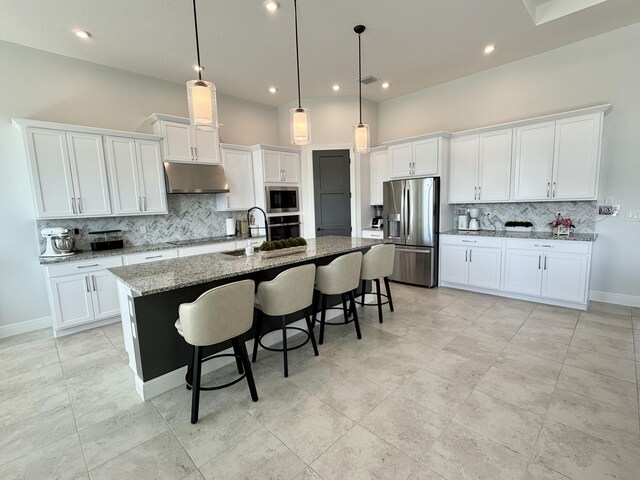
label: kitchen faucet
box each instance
[247,206,269,242]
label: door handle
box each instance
[405,187,411,237]
[71,197,76,214]
[143,196,147,211]
[465,249,468,262]
[226,195,230,209]
[85,276,91,292]
[552,182,556,198]
[478,186,481,200]
[91,275,97,291]
[546,182,550,198]
[474,187,477,201]
[544,256,548,270]
[469,249,472,262]
[137,197,142,211]
[145,255,163,259]
[77,264,99,269]
[190,147,194,160]
[76,197,82,213]
[194,147,198,160]
[538,255,541,270]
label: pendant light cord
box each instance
[294,0,302,109]
[192,0,202,81]
[358,31,362,124]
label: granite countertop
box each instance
[441,229,598,242]
[39,235,266,265]
[109,236,382,296]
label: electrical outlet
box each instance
[626,210,640,222]
[139,226,147,233]
[598,205,620,216]
[484,212,491,219]
[556,212,562,218]
[604,196,615,205]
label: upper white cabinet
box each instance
[261,148,300,183]
[149,114,220,164]
[369,147,388,205]
[25,128,111,219]
[449,129,512,203]
[513,112,603,201]
[386,134,447,178]
[105,137,167,215]
[217,145,255,211]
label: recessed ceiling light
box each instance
[484,44,496,55]
[193,65,204,72]
[381,82,391,89]
[332,84,341,92]
[268,86,278,94]
[74,30,91,39]
[264,0,279,13]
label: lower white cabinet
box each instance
[362,229,384,239]
[440,237,502,290]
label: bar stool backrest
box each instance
[256,264,316,316]
[315,251,363,295]
[361,244,395,280]
[178,279,255,346]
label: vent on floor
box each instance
[357,75,378,85]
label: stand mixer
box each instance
[41,228,75,257]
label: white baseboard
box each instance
[589,290,640,308]
[0,316,51,339]
[53,317,121,338]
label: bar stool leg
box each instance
[311,290,320,329]
[190,346,202,424]
[303,308,319,356]
[361,280,367,305]
[341,293,349,323]
[232,340,244,374]
[234,338,258,402]
[374,279,384,323]
[185,351,193,391]
[251,311,263,363]
[349,291,362,339]
[384,276,394,312]
[281,315,289,377]
[319,294,328,345]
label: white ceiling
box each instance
[1,0,640,107]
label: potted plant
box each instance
[258,237,308,258]
[549,216,574,236]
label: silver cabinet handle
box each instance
[143,196,147,211]
[226,195,230,209]
[137,197,142,211]
[76,197,82,213]
[474,187,478,200]
[461,240,477,243]
[145,255,163,259]
[194,147,198,161]
[91,275,97,291]
[465,249,468,262]
[283,169,286,181]
[546,182,550,198]
[538,255,541,269]
[85,276,91,292]
[478,186,481,200]
[534,244,553,248]
[469,249,472,262]
[544,256,548,270]
[552,182,556,198]
[71,197,76,214]
[77,264,99,269]
[190,146,194,160]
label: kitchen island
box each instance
[109,236,382,399]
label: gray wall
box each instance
[378,23,640,303]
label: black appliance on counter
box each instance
[267,215,301,240]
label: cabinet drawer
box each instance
[362,229,384,239]
[440,235,503,249]
[45,256,123,278]
[178,242,235,257]
[505,238,590,255]
[124,249,178,265]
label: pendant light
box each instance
[353,25,369,153]
[290,0,310,145]
[186,0,218,127]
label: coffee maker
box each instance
[371,205,383,229]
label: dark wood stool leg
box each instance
[281,315,289,377]
[374,279,384,323]
[234,338,258,402]
[384,276,394,312]
[319,294,327,345]
[251,310,263,363]
[341,293,349,323]
[349,291,362,339]
[232,340,244,374]
[190,346,202,424]
[304,308,319,356]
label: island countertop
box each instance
[109,236,382,296]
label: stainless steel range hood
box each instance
[164,162,230,194]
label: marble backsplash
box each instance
[37,194,249,250]
[454,201,597,233]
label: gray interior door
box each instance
[313,150,351,237]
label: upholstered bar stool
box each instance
[175,279,258,424]
[359,244,395,323]
[312,251,363,345]
[251,264,319,377]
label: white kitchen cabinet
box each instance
[216,146,255,211]
[262,148,300,183]
[513,122,556,201]
[369,148,388,205]
[362,229,384,239]
[150,114,220,164]
[90,269,121,320]
[49,274,95,328]
[124,249,178,265]
[106,137,167,215]
[25,128,111,218]
[387,135,446,179]
[467,247,502,290]
[503,249,544,296]
[541,251,589,303]
[440,244,469,285]
[440,236,502,289]
[450,130,512,203]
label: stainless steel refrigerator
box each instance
[383,177,439,287]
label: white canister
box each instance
[225,218,236,236]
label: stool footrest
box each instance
[185,353,246,391]
[356,292,390,307]
[258,326,310,353]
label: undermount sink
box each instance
[221,249,247,257]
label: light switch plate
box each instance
[626,210,640,222]
[598,205,620,216]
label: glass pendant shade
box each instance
[354,123,370,153]
[186,80,218,127]
[290,107,310,145]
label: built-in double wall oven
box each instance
[268,215,301,240]
[265,186,299,214]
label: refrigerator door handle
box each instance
[405,186,411,239]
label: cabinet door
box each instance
[106,137,142,215]
[26,128,76,218]
[503,249,542,296]
[66,132,111,216]
[220,149,255,210]
[162,122,193,162]
[192,126,220,164]
[49,274,94,329]
[413,138,439,176]
[541,252,588,303]
[467,247,501,290]
[513,122,555,201]
[370,150,388,205]
[440,245,469,285]
[478,129,512,202]
[552,114,601,200]
[263,150,282,182]
[90,270,121,320]
[280,152,300,183]
[389,144,412,178]
[136,140,167,214]
[449,135,478,203]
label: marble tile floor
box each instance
[0,285,639,480]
